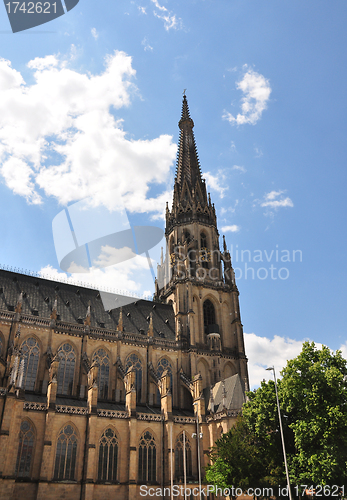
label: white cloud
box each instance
[91,28,99,40]
[204,169,228,199]
[0,52,177,215]
[232,165,246,173]
[0,58,24,89]
[223,66,271,126]
[260,190,294,209]
[339,342,347,359]
[39,257,154,298]
[0,157,41,204]
[221,225,240,233]
[254,146,263,158]
[244,333,318,389]
[150,0,183,31]
[141,37,153,51]
[138,6,147,14]
[245,333,347,390]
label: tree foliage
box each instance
[205,416,283,497]
[206,342,347,494]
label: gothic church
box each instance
[0,95,249,500]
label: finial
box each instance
[50,294,58,321]
[84,301,91,327]
[15,291,23,314]
[183,88,186,96]
[223,235,227,253]
[148,312,154,337]
[222,379,227,409]
[210,388,215,414]
[117,307,123,332]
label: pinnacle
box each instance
[180,94,192,122]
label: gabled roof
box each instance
[0,269,176,340]
[203,373,246,413]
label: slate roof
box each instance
[203,373,246,413]
[0,269,176,340]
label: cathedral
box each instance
[0,95,249,500]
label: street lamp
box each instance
[266,366,293,500]
[192,401,203,500]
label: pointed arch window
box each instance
[156,357,173,404]
[203,299,216,334]
[175,432,192,479]
[15,420,35,477]
[125,353,142,403]
[21,337,40,391]
[138,431,156,483]
[92,349,110,400]
[54,424,78,480]
[183,230,191,244]
[200,232,207,249]
[200,233,209,268]
[57,343,76,395]
[98,428,118,482]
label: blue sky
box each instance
[0,0,347,387]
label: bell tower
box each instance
[156,94,249,392]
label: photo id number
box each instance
[5,2,57,14]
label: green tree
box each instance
[205,416,284,498]
[280,342,347,486]
[206,342,347,494]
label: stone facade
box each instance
[0,95,249,500]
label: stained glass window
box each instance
[57,343,76,395]
[15,420,35,477]
[21,338,40,391]
[54,424,78,480]
[92,349,110,400]
[138,431,156,483]
[125,353,142,403]
[175,432,192,478]
[98,428,118,482]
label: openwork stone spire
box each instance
[175,94,202,187]
[166,94,216,233]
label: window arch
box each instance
[200,232,207,249]
[15,420,35,477]
[54,424,78,480]
[184,230,191,244]
[125,353,142,403]
[98,428,118,482]
[138,431,156,483]
[175,432,192,478]
[92,349,110,400]
[200,233,209,268]
[57,343,76,395]
[21,337,40,391]
[203,299,216,330]
[156,357,173,404]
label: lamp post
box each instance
[192,401,202,500]
[266,366,293,500]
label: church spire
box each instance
[166,94,217,233]
[175,94,203,188]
